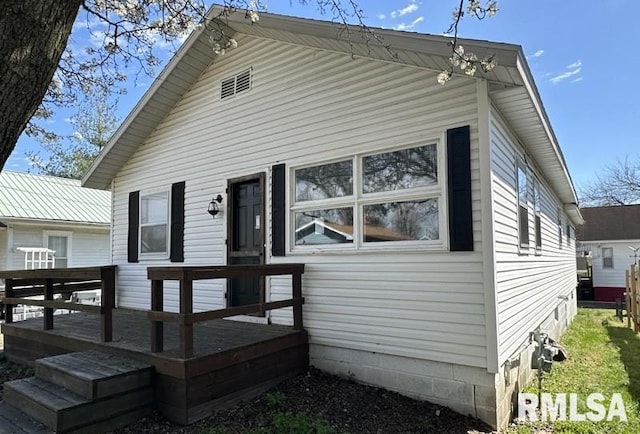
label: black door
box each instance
[227,175,265,307]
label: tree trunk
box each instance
[0,0,82,170]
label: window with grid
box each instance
[140,190,170,257]
[602,247,614,269]
[292,143,443,249]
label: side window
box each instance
[533,179,542,253]
[140,190,170,257]
[557,210,563,249]
[47,236,69,268]
[602,247,614,269]
[516,161,529,249]
[43,231,72,268]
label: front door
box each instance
[227,174,265,307]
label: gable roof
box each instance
[0,171,111,225]
[82,8,581,225]
[577,205,640,242]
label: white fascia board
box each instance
[515,54,580,211]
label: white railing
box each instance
[16,247,56,270]
[5,248,58,320]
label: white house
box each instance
[577,205,640,302]
[82,10,582,429]
[0,171,111,281]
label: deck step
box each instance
[0,402,51,433]
[3,351,154,433]
[35,350,153,399]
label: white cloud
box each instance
[394,16,424,31]
[572,77,583,83]
[550,61,582,85]
[532,50,544,58]
[390,2,419,19]
[377,13,386,20]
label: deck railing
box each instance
[147,264,305,358]
[0,266,116,342]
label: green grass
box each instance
[505,309,640,434]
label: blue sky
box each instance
[6,0,638,194]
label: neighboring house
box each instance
[0,171,111,285]
[577,205,640,302]
[82,10,582,429]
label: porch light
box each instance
[208,194,223,217]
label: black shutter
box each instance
[170,181,185,262]
[127,191,140,263]
[272,164,286,256]
[447,126,474,251]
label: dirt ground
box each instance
[114,368,496,434]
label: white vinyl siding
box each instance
[0,230,7,269]
[110,35,487,368]
[6,224,109,270]
[592,242,639,288]
[490,107,577,366]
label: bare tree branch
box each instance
[580,157,640,206]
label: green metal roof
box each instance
[0,171,111,225]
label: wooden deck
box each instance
[1,309,309,424]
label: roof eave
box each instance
[82,18,222,190]
[0,216,110,228]
[83,10,527,190]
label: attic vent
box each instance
[220,68,252,100]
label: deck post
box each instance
[151,279,164,353]
[100,266,116,342]
[180,271,194,358]
[44,278,54,330]
[5,278,13,324]
[632,264,639,333]
[626,269,631,329]
[292,270,303,330]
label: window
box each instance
[557,209,563,249]
[140,190,170,257]
[43,231,71,268]
[220,68,252,100]
[533,179,542,253]
[128,182,184,263]
[566,224,571,245]
[602,247,614,269]
[292,143,442,248]
[517,161,529,249]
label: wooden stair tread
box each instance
[4,377,89,411]
[35,350,153,399]
[37,350,151,380]
[4,377,153,432]
[0,402,52,433]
